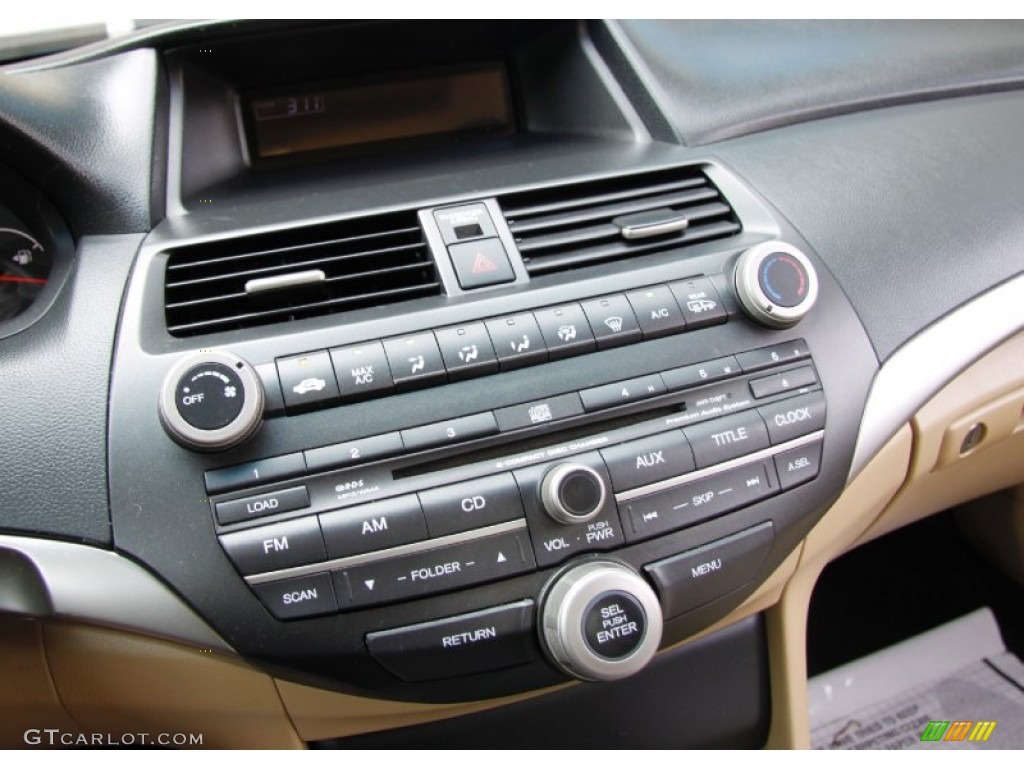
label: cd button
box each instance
[420,473,525,537]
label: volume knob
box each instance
[734,241,818,329]
[159,350,264,451]
[540,463,608,524]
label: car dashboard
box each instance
[2,19,1024,749]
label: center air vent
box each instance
[164,211,440,337]
[499,167,741,277]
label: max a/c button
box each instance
[367,600,538,682]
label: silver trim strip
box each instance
[245,269,326,295]
[615,430,824,503]
[848,273,1024,481]
[617,213,689,240]
[245,518,528,586]
[0,535,233,652]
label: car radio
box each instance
[108,162,877,702]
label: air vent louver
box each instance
[500,167,741,276]
[164,211,440,337]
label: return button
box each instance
[366,600,538,682]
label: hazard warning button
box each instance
[448,238,516,290]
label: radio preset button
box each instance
[580,374,666,412]
[749,365,818,399]
[329,341,394,400]
[626,285,687,339]
[420,473,525,537]
[401,412,499,452]
[683,410,770,468]
[485,314,548,369]
[252,572,338,621]
[533,303,596,360]
[668,277,727,329]
[383,333,447,389]
[320,495,428,559]
[215,485,310,526]
[774,439,823,490]
[600,431,695,492]
[277,351,341,412]
[366,600,537,682]
[661,356,741,391]
[435,323,499,380]
[219,516,326,575]
[304,432,404,473]
[735,339,810,372]
[581,294,642,349]
[205,452,307,494]
[758,391,826,445]
[339,529,536,609]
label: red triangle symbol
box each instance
[471,252,499,274]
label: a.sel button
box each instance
[215,485,310,526]
[774,439,823,490]
[600,431,695,492]
[320,495,428,559]
[367,600,537,682]
[219,516,326,575]
[758,391,826,445]
[644,522,774,619]
[339,530,535,609]
[251,572,338,621]
[621,460,778,543]
[683,410,770,468]
[420,473,525,537]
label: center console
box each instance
[105,21,877,709]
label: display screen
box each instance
[245,64,515,160]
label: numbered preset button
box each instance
[304,432,405,473]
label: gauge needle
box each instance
[0,276,47,284]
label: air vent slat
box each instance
[164,242,426,290]
[501,177,705,219]
[523,220,742,276]
[499,167,741,277]
[167,282,442,336]
[507,187,719,237]
[164,211,439,337]
[166,226,422,272]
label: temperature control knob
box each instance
[540,463,608,524]
[540,560,663,681]
[734,241,818,329]
[159,351,264,451]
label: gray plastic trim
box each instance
[849,273,1024,481]
[0,534,233,652]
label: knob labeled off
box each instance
[159,350,264,451]
[734,241,818,329]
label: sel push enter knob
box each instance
[159,350,264,451]
[541,560,663,681]
[540,463,608,525]
[734,240,819,329]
